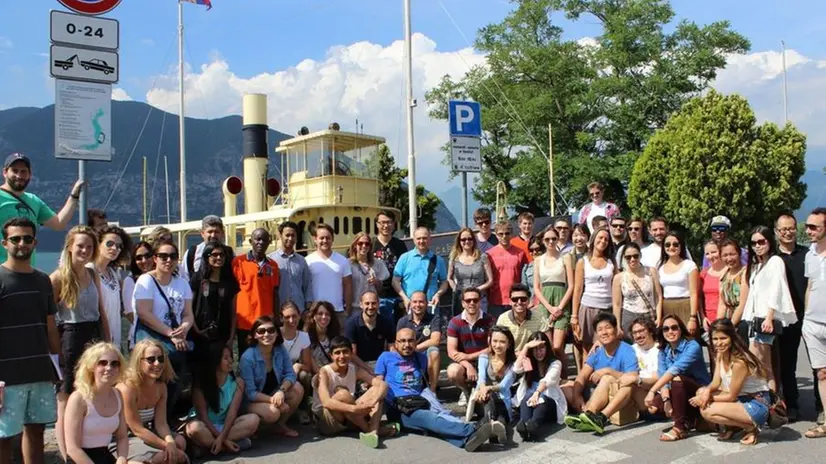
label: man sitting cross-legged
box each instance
[312,336,398,448]
[564,312,640,435]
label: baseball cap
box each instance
[3,153,31,170]
[710,215,731,228]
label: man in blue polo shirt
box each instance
[392,227,448,309]
[396,291,441,391]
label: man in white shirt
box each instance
[578,182,620,233]
[306,223,353,329]
[640,217,691,268]
[804,207,826,433]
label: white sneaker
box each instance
[458,391,468,407]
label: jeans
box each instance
[518,391,558,425]
[388,393,475,449]
[778,321,802,409]
[379,297,401,322]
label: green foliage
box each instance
[425,0,749,217]
[373,144,440,233]
[628,90,807,248]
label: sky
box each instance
[1,0,825,199]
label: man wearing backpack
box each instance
[180,215,233,280]
[392,227,448,313]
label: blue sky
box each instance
[1,0,825,195]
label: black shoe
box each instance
[465,420,492,452]
[525,419,539,436]
[515,420,528,441]
[787,407,799,423]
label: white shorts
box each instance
[802,319,826,369]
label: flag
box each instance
[182,0,212,10]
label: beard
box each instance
[10,247,33,260]
[7,177,29,192]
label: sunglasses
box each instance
[611,224,626,229]
[530,247,542,253]
[555,226,570,231]
[511,296,529,303]
[7,235,34,245]
[496,232,511,237]
[143,355,165,365]
[209,252,225,259]
[624,253,640,260]
[356,241,371,247]
[135,253,153,262]
[662,324,680,333]
[806,223,822,231]
[155,252,178,261]
[476,220,490,226]
[590,191,602,197]
[256,326,277,335]
[543,237,558,243]
[104,240,124,250]
[710,226,729,233]
[463,297,480,304]
[750,239,768,247]
[460,237,474,243]
[97,359,121,369]
[628,226,641,232]
[664,242,680,249]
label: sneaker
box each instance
[465,420,492,452]
[359,431,379,449]
[236,438,252,451]
[515,420,529,441]
[564,414,583,430]
[458,391,469,407]
[579,411,608,435]
[490,420,507,443]
[525,420,539,438]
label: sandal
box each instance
[805,424,826,439]
[378,422,401,437]
[659,427,688,442]
[716,426,741,441]
[739,428,758,446]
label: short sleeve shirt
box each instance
[446,312,494,355]
[393,249,448,302]
[633,343,660,379]
[282,330,311,363]
[486,246,529,305]
[372,237,409,298]
[375,350,428,402]
[586,341,639,373]
[344,312,395,362]
[805,247,826,324]
[0,190,56,264]
[495,309,549,351]
[232,253,280,331]
[133,274,193,328]
[396,312,441,344]
[306,252,351,312]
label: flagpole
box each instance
[178,0,188,223]
[403,0,417,236]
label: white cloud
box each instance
[0,37,11,52]
[144,33,486,180]
[112,87,132,101]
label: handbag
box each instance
[767,391,789,429]
[136,277,194,352]
[750,317,783,336]
[393,395,431,415]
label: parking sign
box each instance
[448,101,481,137]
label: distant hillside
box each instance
[800,169,825,219]
[0,101,459,250]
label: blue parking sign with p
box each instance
[448,100,481,137]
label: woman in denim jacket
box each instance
[239,315,304,437]
[472,326,517,444]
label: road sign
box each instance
[448,100,482,137]
[50,44,118,84]
[451,136,482,172]
[57,0,122,16]
[55,80,113,161]
[51,10,119,50]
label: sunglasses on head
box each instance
[97,359,121,369]
[143,355,165,365]
[256,326,277,335]
[662,324,680,333]
[7,235,34,245]
[750,238,768,247]
[155,252,178,261]
[105,240,123,250]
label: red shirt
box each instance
[486,245,529,306]
[700,268,721,322]
[510,236,533,263]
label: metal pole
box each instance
[164,156,171,222]
[548,123,555,216]
[142,156,147,225]
[78,161,86,225]
[781,40,789,124]
[403,0,417,236]
[178,0,188,222]
[461,172,468,228]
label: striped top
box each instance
[446,311,495,355]
[0,266,59,386]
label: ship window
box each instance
[343,217,349,235]
[353,217,363,234]
[366,217,371,235]
[334,217,340,235]
[318,217,324,224]
[298,221,307,250]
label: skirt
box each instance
[541,282,571,331]
[67,447,116,464]
[59,321,102,394]
[578,305,611,345]
[662,298,692,326]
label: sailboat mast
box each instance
[403,0,417,236]
[178,0,188,222]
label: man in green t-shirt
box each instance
[0,153,83,263]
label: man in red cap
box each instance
[0,153,83,263]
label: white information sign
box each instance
[451,136,482,172]
[55,80,113,161]
[50,44,119,84]
[50,10,119,50]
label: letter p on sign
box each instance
[448,100,481,137]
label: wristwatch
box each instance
[636,377,643,387]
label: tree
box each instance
[425,0,749,216]
[372,144,440,233]
[627,90,807,249]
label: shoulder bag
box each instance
[135,277,194,352]
[629,273,656,320]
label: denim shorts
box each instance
[0,382,57,438]
[738,392,770,426]
[751,333,776,345]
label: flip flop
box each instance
[360,432,379,448]
[659,428,687,442]
[805,424,826,439]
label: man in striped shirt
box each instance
[0,217,60,464]
[446,287,494,407]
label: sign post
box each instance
[51,0,121,224]
[448,101,482,228]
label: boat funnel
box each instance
[222,176,243,249]
[265,178,281,208]
[242,93,269,216]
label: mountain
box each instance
[799,169,825,220]
[0,101,459,250]
[438,184,482,228]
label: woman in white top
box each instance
[347,232,390,313]
[533,226,575,361]
[64,342,129,464]
[512,332,567,442]
[691,319,772,446]
[657,232,699,337]
[280,301,313,424]
[571,227,616,358]
[123,241,155,350]
[92,225,133,352]
[732,226,797,392]
[613,242,663,339]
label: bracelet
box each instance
[70,193,80,200]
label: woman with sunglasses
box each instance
[657,232,699,337]
[133,240,194,419]
[572,227,616,366]
[733,226,797,392]
[471,326,517,444]
[240,315,304,437]
[448,227,493,316]
[645,315,711,442]
[512,331,567,441]
[534,226,575,362]
[92,225,133,352]
[302,301,343,376]
[690,319,772,445]
[613,242,663,339]
[347,232,390,314]
[64,342,129,464]
[190,240,240,359]
[118,339,187,463]
[51,225,110,460]
[122,241,154,350]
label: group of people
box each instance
[1,152,826,463]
